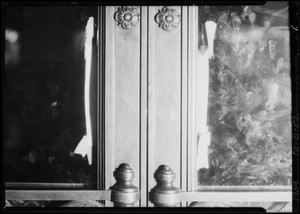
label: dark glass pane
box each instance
[4,6,97,184]
[198,2,292,186]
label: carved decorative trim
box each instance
[114,6,140,30]
[155,7,181,31]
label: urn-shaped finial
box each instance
[152,165,181,207]
[111,163,139,207]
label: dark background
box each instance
[3,5,97,182]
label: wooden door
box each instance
[104,5,192,207]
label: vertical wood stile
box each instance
[187,6,198,192]
[181,6,188,207]
[140,6,148,207]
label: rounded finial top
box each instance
[155,165,175,183]
[118,163,131,170]
[114,163,135,181]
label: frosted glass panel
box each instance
[198,3,292,186]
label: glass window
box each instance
[4,6,98,185]
[197,2,292,187]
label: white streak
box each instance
[74,17,94,165]
[205,21,217,59]
[197,21,217,169]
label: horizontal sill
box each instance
[197,186,292,192]
[5,190,111,201]
[5,182,90,190]
[183,191,292,202]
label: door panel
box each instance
[147,5,185,206]
[105,6,188,207]
[105,6,141,193]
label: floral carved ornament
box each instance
[114,6,140,30]
[155,7,181,31]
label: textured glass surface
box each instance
[190,202,292,212]
[198,3,292,186]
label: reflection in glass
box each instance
[3,6,97,184]
[198,3,292,186]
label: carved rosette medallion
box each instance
[114,6,140,30]
[155,7,181,31]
